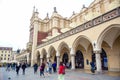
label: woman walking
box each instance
[58,62,65,80]
[39,62,45,77]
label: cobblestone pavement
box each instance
[0,67,120,80]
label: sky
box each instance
[0,0,94,51]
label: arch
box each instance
[72,35,92,51]
[48,45,56,62]
[57,41,70,52]
[100,48,108,70]
[58,42,70,66]
[97,24,120,49]
[92,48,108,70]
[62,52,69,65]
[36,50,40,65]
[41,48,47,62]
[75,50,84,69]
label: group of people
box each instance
[6,62,27,75]
[16,62,27,75]
[33,60,57,76]
[33,60,66,80]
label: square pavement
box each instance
[0,67,120,80]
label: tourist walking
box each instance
[21,63,27,75]
[39,62,45,77]
[48,60,52,74]
[16,63,20,75]
[45,62,50,76]
[58,62,65,80]
[33,63,38,74]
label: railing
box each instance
[37,7,120,48]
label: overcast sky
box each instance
[0,0,94,51]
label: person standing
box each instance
[48,60,52,74]
[45,62,50,76]
[90,61,96,74]
[52,61,57,73]
[16,63,20,75]
[21,63,27,75]
[33,63,38,74]
[58,62,65,80]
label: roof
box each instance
[0,47,12,50]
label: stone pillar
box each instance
[47,57,50,62]
[70,47,75,70]
[57,56,60,68]
[40,58,43,64]
[56,51,60,68]
[47,54,50,62]
[94,50,102,73]
[71,54,75,69]
[27,53,29,64]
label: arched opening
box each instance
[101,49,108,70]
[37,54,40,66]
[41,49,47,63]
[54,56,57,62]
[49,46,56,63]
[91,48,108,70]
[62,52,69,66]
[75,50,84,68]
[43,54,47,62]
[58,42,70,68]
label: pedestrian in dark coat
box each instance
[90,61,96,74]
[22,63,27,75]
[52,61,57,73]
[33,63,38,74]
[16,64,20,75]
[39,62,45,77]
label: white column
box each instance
[47,57,50,62]
[70,47,75,70]
[27,53,29,64]
[47,53,50,62]
[57,56,60,68]
[95,51,102,73]
[40,58,43,64]
[71,55,75,69]
[56,51,60,68]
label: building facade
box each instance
[16,49,30,64]
[27,0,120,73]
[0,47,12,65]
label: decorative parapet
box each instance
[37,7,120,48]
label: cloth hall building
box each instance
[17,0,120,73]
